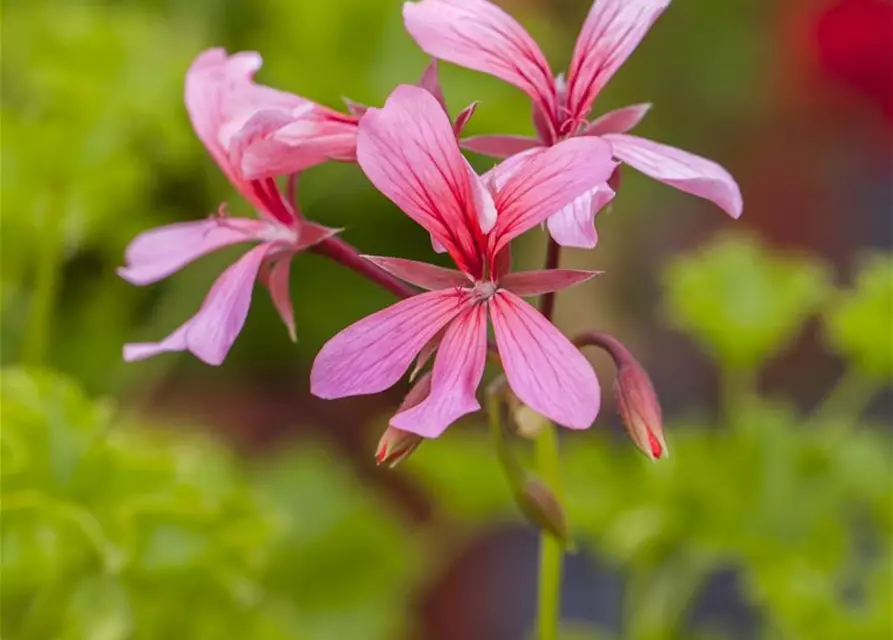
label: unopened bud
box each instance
[375,373,431,468]
[376,426,422,468]
[518,478,568,542]
[615,362,667,461]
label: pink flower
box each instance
[310,85,616,436]
[403,0,743,248]
[119,49,344,364]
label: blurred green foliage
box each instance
[1,369,421,640]
[2,0,891,638]
[664,235,831,374]
[824,255,893,381]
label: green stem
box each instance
[22,201,64,366]
[486,386,526,491]
[535,423,563,640]
[720,367,756,427]
[811,368,881,427]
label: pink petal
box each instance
[453,101,479,137]
[566,0,670,122]
[545,183,616,249]
[237,109,358,180]
[343,97,369,117]
[356,85,490,277]
[184,49,310,207]
[403,0,557,123]
[310,289,470,399]
[391,303,487,437]
[117,218,268,286]
[123,322,190,363]
[585,103,652,136]
[292,220,341,252]
[500,269,601,297]
[461,135,541,159]
[490,290,600,429]
[482,147,542,191]
[417,59,447,110]
[361,256,470,290]
[604,134,743,218]
[490,136,616,255]
[410,327,446,381]
[124,243,272,365]
[266,255,296,342]
[465,156,497,234]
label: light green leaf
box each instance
[664,233,830,372]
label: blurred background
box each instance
[2,0,891,638]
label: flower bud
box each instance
[376,426,422,468]
[518,477,568,542]
[375,373,431,468]
[614,361,667,461]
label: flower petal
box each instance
[403,0,557,123]
[453,101,479,136]
[117,218,267,286]
[461,134,542,159]
[545,183,615,249]
[585,103,652,136]
[185,49,310,205]
[238,110,358,180]
[266,255,297,342]
[410,328,446,381]
[361,256,470,290]
[310,289,469,399]
[604,133,743,218]
[490,290,600,429]
[356,85,490,277]
[391,303,487,437]
[500,269,601,297]
[417,59,447,110]
[566,0,670,121]
[124,243,272,365]
[490,136,616,255]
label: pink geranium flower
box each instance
[404,0,743,248]
[119,49,350,364]
[310,85,616,436]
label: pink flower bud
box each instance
[375,426,422,468]
[614,361,667,461]
[375,373,431,468]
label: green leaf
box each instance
[62,576,132,640]
[823,254,893,380]
[664,233,830,372]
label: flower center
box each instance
[473,280,498,301]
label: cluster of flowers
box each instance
[121,0,741,461]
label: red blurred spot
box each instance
[376,443,388,464]
[814,0,893,118]
[648,431,662,459]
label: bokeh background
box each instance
[2,0,892,638]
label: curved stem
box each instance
[538,238,562,320]
[573,330,628,361]
[486,382,527,490]
[535,423,563,640]
[312,235,419,300]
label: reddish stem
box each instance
[538,238,562,320]
[572,331,629,364]
[312,236,419,300]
